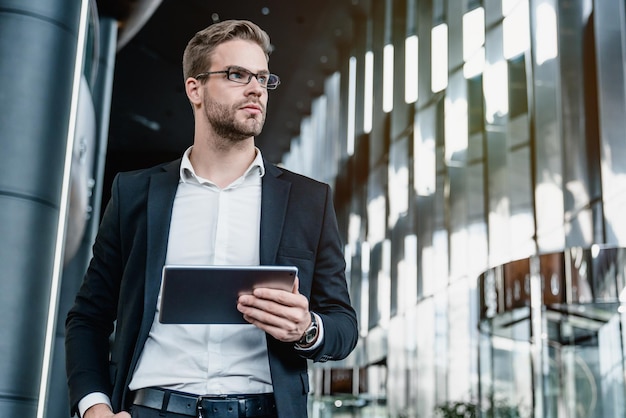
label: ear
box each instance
[185,77,203,105]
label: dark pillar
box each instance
[0,0,84,416]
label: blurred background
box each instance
[1,0,626,417]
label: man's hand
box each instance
[84,403,131,418]
[237,277,312,342]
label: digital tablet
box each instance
[159,265,298,324]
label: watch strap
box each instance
[296,312,318,347]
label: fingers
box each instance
[241,311,302,342]
[249,285,306,310]
[237,286,310,342]
[238,304,305,342]
[238,292,305,325]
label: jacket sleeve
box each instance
[65,174,124,415]
[298,183,358,363]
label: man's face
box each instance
[201,39,269,142]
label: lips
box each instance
[240,102,263,114]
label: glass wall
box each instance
[283,0,626,416]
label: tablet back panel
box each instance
[159,265,297,324]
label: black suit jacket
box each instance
[65,159,358,417]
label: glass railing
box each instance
[478,246,626,418]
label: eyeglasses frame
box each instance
[193,66,280,90]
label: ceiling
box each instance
[99,0,359,181]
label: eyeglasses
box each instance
[194,66,281,90]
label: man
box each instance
[65,20,358,418]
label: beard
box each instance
[203,95,266,142]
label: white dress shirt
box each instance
[129,146,272,394]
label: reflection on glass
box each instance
[405,35,418,103]
[565,180,593,244]
[464,47,485,79]
[489,195,512,266]
[348,212,362,249]
[367,195,386,243]
[484,60,509,123]
[383,44,394,113]
[368,166,387,243]
[433,230,449,293]
[421,246,436,296]
[344,243,352,283]
[413,110,436,196]
[369,243,383,328]
[431,23,448,92]
[445,96,468,162]
[398,234,418,312]
[387,318,406,415]
[535,181,566,251]
[379,239,391,323]
[415,138,436,196]
[447,280,472,401]
[450,228,469,279]
[388,137,409,227]
[416,299,436,413]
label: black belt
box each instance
[132,387,276,418]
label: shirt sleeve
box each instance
[78,392,112,418]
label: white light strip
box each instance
[347,56,356,155]
[431,23,448,92]
[37,0,90,416]
[463,7,485,61]
[363,50,373,133]
[535,3,558,64]
[383,44,394,113]
[503,0,530,59]
[404,35,418,103]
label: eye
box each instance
[228,68,248,81]
[257,74,269,85]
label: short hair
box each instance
[182,20,272,81]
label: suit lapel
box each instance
[126,159,180,394]
[143,160,180,332]
[260,162,291,265]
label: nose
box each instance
[245,76,264,95]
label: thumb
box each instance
[291,276,300,294]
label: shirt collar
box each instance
[179,146,265,185]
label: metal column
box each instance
[0,0,84,416]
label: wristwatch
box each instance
[296,312,318,347]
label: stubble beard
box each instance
[203,96,266,144]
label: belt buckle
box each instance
[196,395,207,418]
[196,394,241,418]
